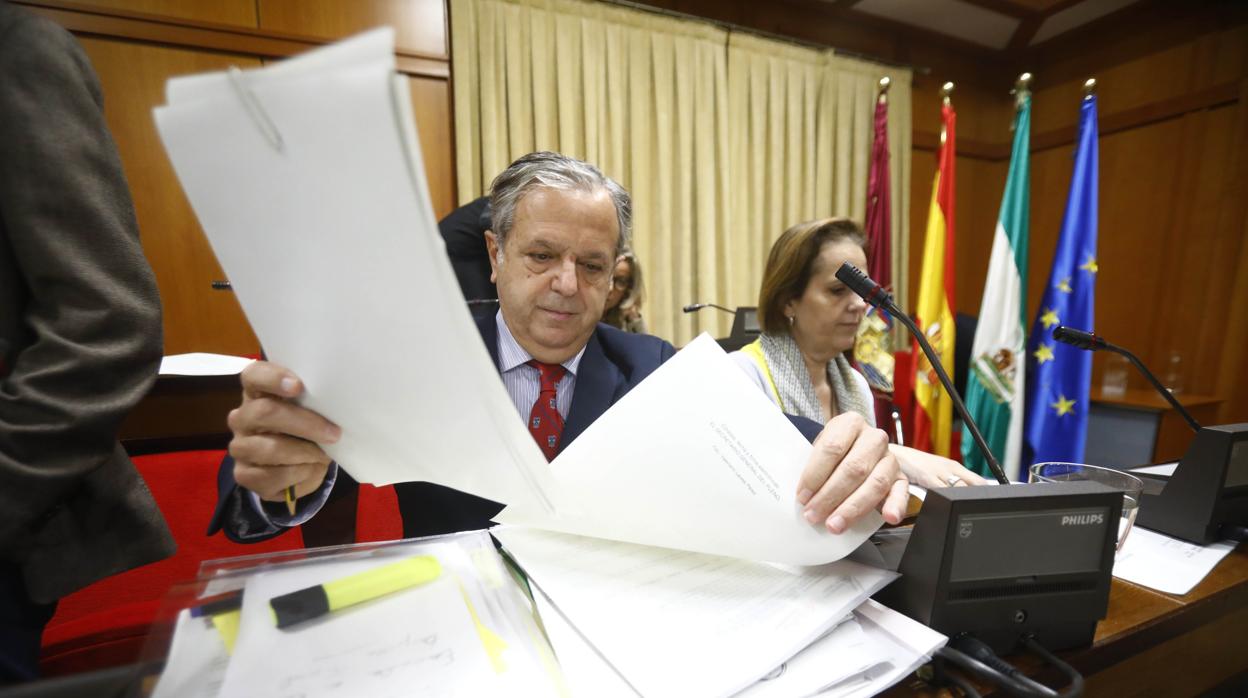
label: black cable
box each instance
[936,646,1053,698]
[953,636,1057,697]
[1020,635,1084,698]
[1218,524,1248,542]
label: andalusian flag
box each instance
[912,93,956,457]
[1024,90,1099,466]
[963,85,1031,480]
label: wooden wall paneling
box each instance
[1059,120,1182,388]
[258,0,448,58]
[1025,2,1248,92]
[408,76,457,219]
[912,74,1014,148]
[1029,26,1248,136]
[1215,82,1248,425]
[1149,107,1242,398]
[953,158,1008,317]
[79,38,262,356]
[41,0,258,27]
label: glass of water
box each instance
[1029,462,1145,551]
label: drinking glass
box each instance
[1029,462,1144,551]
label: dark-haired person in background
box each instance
[438,195,497,312]
[0,2,173,682]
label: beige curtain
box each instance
[452,0,910,345]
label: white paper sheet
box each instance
[220,554,502,698]
[533,588,640,698]
[154,30,556,512]
[495,527,896,698]
[150,609,230,698]
[1130,462,1178,477]
[827,599,947,698]
[160,353,253,376]
[498,334,884,565]
[1112,525,1238,595]
[732,617,873,698]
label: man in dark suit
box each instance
[0,2,174,682]
[214,152,908,542]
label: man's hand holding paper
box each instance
[228,361,339,503]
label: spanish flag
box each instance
[912,90,956,457]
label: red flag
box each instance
[864,97,891,288]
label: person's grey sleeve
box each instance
[236,463,340,535]
[0,16,162,548]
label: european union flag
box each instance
[1023,94,1098,469]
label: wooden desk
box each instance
[1088,387,1223,465]
[889,546,1248,696]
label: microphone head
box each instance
[683,304,702,313]
[1052,325,1104,351]
[835,262,890,309]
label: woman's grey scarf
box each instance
[758,332,872,424]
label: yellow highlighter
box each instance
[270,555,441,630]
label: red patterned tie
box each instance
[527,360,567,461]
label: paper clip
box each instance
[226,66,285,153]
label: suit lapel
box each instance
[562,328,619,450]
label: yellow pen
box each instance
[269,556,442,629]
[283,484,297,516]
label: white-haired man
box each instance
[209,152,908,542]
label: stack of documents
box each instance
[154,30,946,696]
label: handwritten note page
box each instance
[1113,526,1238,595]
[219,554,501,698]
[154,28,556,511]
[495,527,895,698]
[498,334,883,566]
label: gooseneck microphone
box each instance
[836,262,1010,485]
[682,303,736,314]
[1051,326,1200,433]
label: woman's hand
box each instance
[889,444,988,489]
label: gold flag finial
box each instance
[878,76,890,104]
[940,81,955,106]
[1083,78,1097,98]
[1012,72,1033,113]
